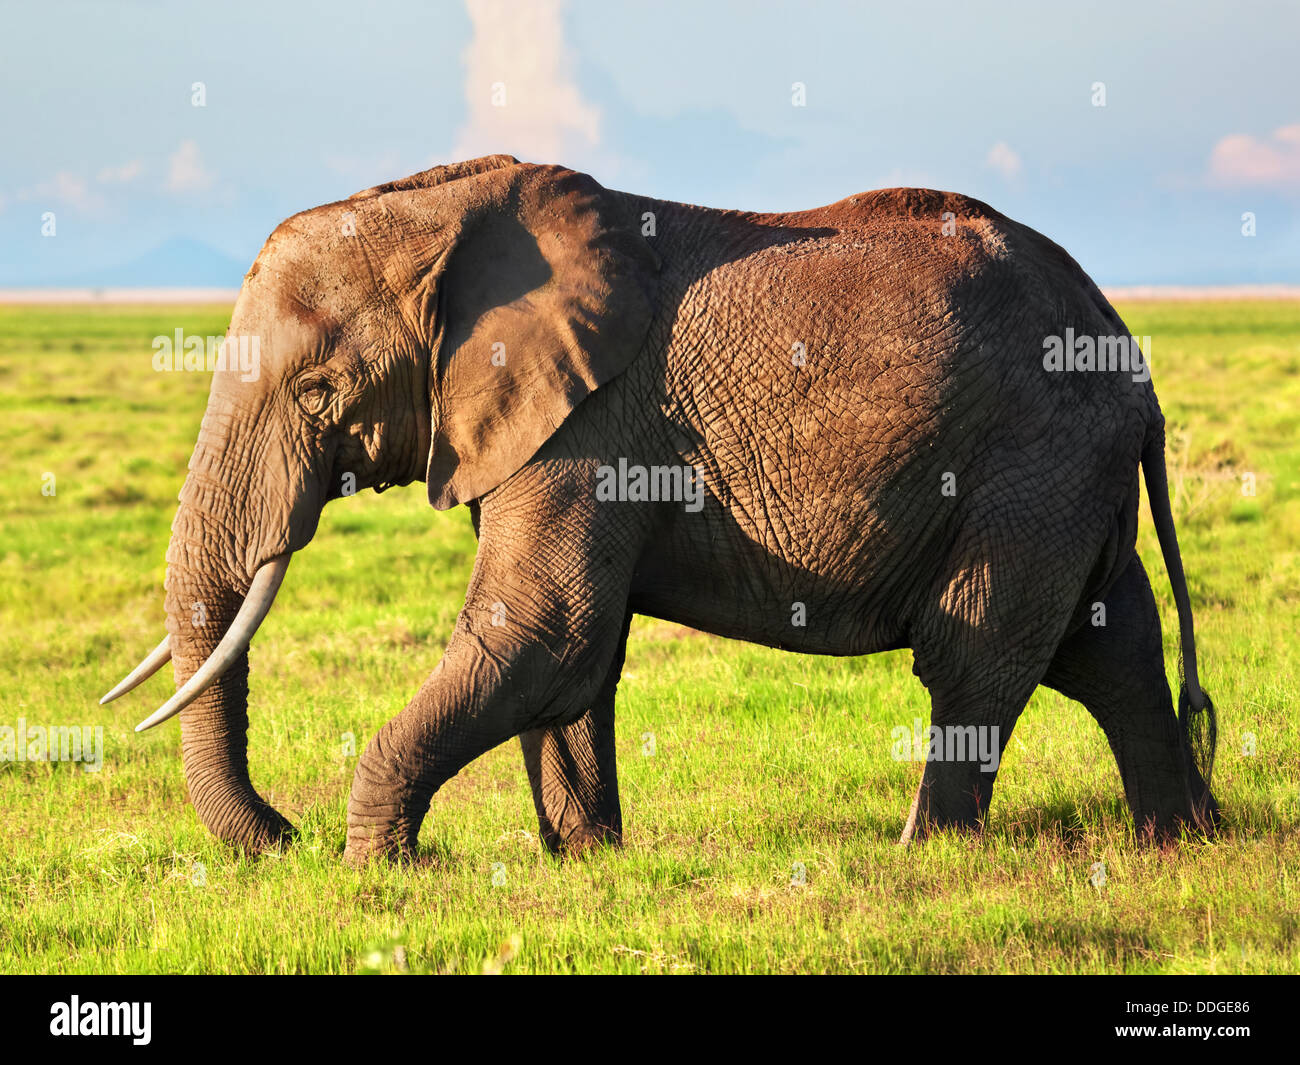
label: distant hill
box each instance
[56,238,250,288]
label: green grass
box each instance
[1,301,1297,974]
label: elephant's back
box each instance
[691,187,1157,428]
[644,188,1156,582]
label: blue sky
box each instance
[2,0,1297,285]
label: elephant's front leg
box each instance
[344,616,631,864]
[520,610,631,857]
[343,480,648,864]
[343,639,517,862]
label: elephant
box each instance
[100,153,1218,862]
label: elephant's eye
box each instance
[296,374,332,417]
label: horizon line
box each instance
[4,284,1300,305]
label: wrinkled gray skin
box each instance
[113,154,1218,862]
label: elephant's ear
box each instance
[422,164,659,510]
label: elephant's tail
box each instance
[1141,427,1217,818]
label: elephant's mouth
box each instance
[100,553,292,732]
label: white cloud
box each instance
[452,0,601,165]
[51,172,95,209]
[97,160,143,184]
[14,171,104,212]
[3,160,144,215]
[984,141,1022,180]
[166,140,213,194]
[1209,124,1300,189]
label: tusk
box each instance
[100,635,172,704]
[135,554,291,733]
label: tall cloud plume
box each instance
[453,0,601,165]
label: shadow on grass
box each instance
[989,794,1131,847]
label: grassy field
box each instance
[1,301,1297,974]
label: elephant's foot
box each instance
[1121,750,1221,845]
[899,808,985,845]
[343,818,422,867]
[345,730,437,865]
[899,770,991,845]
[344,764,427,865]
[1131,790,1221,845]
[543,823,622,860]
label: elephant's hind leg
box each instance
[901,515,1090,843]
[520,610,631,857]
[1040,552,1216,840]
[899,667,1043,843]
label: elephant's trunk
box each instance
[160,492,294,851]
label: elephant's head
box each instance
[102,155,659,850]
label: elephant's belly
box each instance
[627,508,911,657]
